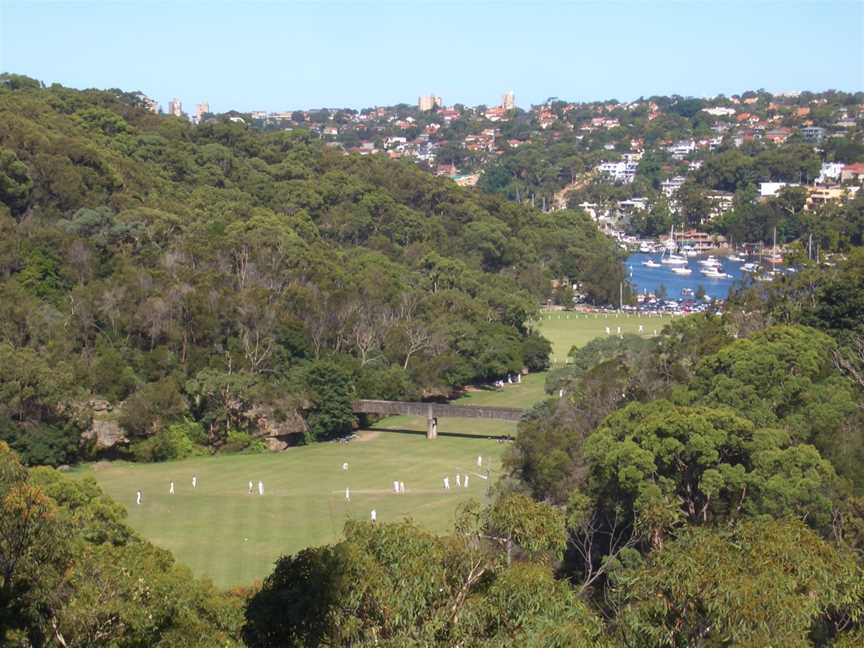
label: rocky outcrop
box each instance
[80,399,128,450]
[245,404,308,451]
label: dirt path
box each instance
[355,430,381,442]
[552,171,595,210]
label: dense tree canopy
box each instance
[0,442,245,646]
[0,76,627,465]
[502,258,864,646]
[1,75,863,647]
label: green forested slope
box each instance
[0,74,624,465]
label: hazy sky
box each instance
[2,1,862,113]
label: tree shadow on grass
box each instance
[366,426,509,441]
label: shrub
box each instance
[355,365,418,401]
[220,430,267,454]
[119,377,188,437]
[304,361,356,442]
[521,331,552,372]
[0,417,80,466]
[129,420,205,462]
[90,345,139,402]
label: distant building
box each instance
[140,95,159,113]
[800,126,826,144]
[597,161,638,184]
[675,229,726,252]
[732,130,761,147]
[818,162,845,184]
[808,185,858,208]
[418,94,442,111]
[841,163,864,183]
[194,102,210,123]
[661,176,686,197]
[764,127,792,144]
[667,139,696,160]
[484,106,507,121]
[702,106,735,117]
[438,107,460,121]
[706,191,735,219]
[702,106,736,117]
[168,98,183,118]
[617,197,648,211]
[502,91,515,111]
[760,182,799,198]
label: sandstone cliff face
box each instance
[80,399,128,450]
[79,398,308,452]
[245,404,308,451]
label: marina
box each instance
[627,252,751,300]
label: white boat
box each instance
[671,267,692,275]
[701,269,730,279]
[698,256,721,266]
[662,255,688,266]
[742,262,759,272]
[663,225,677,251]
[755,273,774,283]
[660,249,688,265]
[727,254,744,262]
[764,227,783,265]
[643,259,661,268]
[639,242,652,253]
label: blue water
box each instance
[626,253,747,301]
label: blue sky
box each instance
[1,1,862,112]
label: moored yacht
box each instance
[701,267,730,278]
[765,227,783,265]
[643,259,661,268]
[660,249,688,265]
[671,266,692,275]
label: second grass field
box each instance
[535,311,675,363]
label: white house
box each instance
[667,140,696,160]
[760,182,800,198]
[597,161,638,184]
[818,162,845,183]
[702,107,737,117]
[661,176,686,197]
